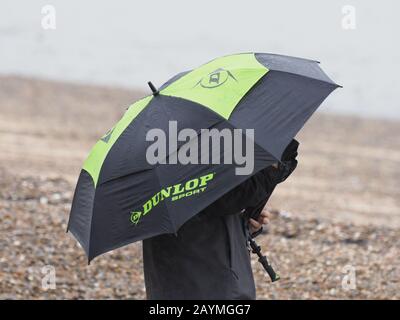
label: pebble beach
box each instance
[0,76,399,299]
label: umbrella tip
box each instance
[147,81,159,96]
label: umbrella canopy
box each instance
[68,52,340,262]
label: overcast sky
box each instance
[1,0,399,118]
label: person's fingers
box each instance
[261,217,270,225]
[249,218,262,229]
[257,216,270,225]
[258,209,271,224]
[260,209,271,218]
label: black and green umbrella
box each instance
[68,53,340,262]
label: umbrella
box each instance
[67,52,340,262]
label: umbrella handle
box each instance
[248,237,280,282]
[258,255,280,282]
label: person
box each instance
[143,140,299,300]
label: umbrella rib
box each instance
[271,69,341,88]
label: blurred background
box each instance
[0,0,399,299]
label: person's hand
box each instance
[249,208,271,235]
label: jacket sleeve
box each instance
[205,139,300,218]
[204,166,280,217]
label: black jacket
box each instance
[142,166,282,300]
